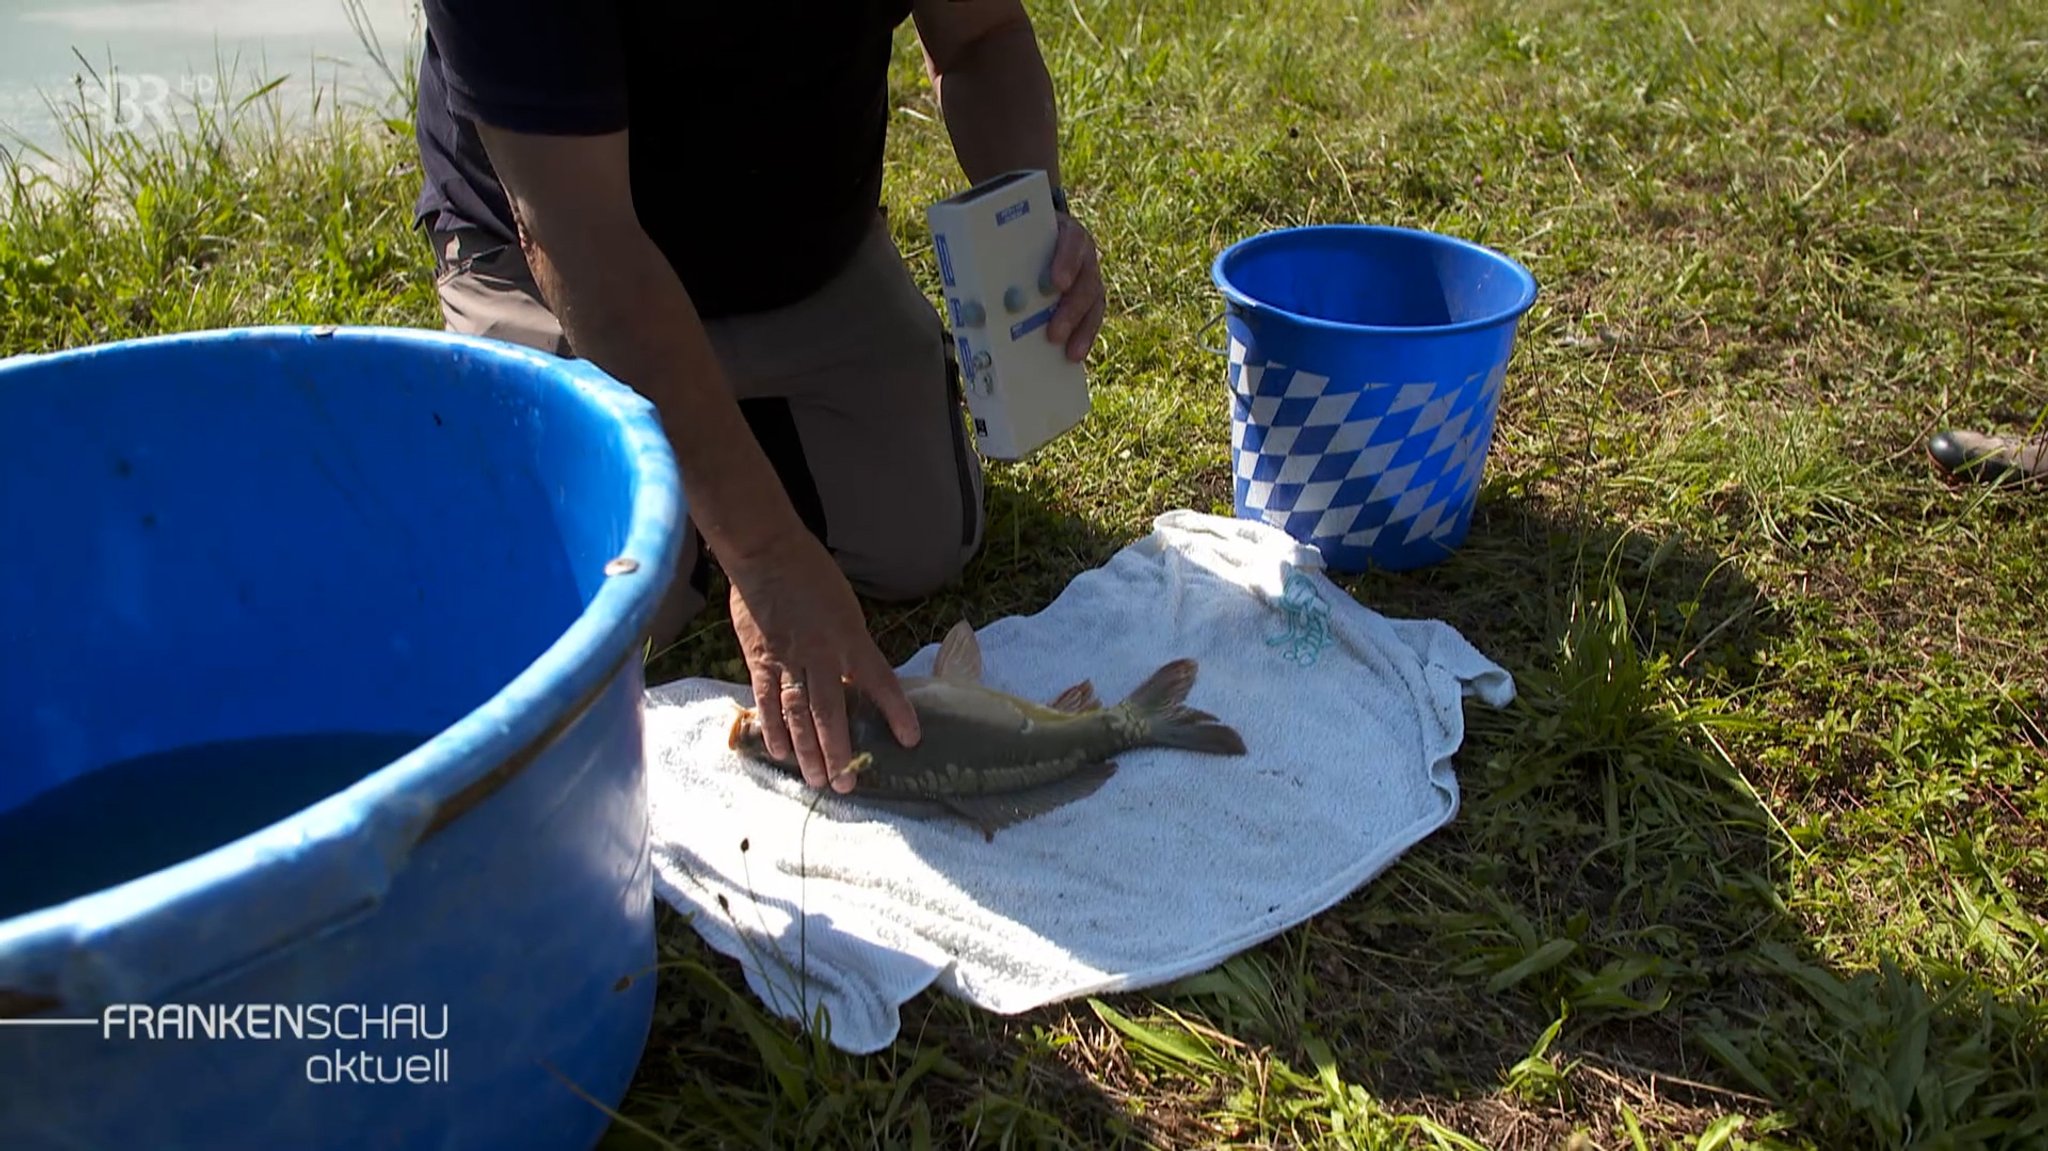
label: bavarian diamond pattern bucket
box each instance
[1211,224,1538,572]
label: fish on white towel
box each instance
[645,510,1519,1055]
[726,619,1249,841]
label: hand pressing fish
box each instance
[728,619,1247,841]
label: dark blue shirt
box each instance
[414,0,915,318]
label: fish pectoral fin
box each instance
[1048,680,1102,713]
[930,618,984,683]
[939,761,1119,842]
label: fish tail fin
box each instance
[1120,659,1248,757]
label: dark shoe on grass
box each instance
[1927,428,2047,486]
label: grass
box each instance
[6,0,2047,1145]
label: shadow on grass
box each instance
[1078,485,2047,1147]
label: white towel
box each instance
[644,510,1515,1055]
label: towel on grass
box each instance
[644,510,1515,1055]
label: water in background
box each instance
[0,730,435,922]
[0,0,421,166]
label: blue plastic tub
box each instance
[1211,224,1538,571]
[0,326,683,1151]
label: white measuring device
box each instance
[926,169,1092,461]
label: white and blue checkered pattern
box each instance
[1227,335,1506,569]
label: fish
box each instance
[727,619,1248,841]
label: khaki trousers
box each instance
[430,213,987,647]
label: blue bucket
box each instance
[1210,224,1538,571]
[0,326,683,1150]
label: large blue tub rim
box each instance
[1209,222,1540,337]
[0,324,684,1010]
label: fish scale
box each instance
[726,619,1249,841]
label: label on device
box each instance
[1009,305,1056,342]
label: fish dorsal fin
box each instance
[1048,680,1101,713]
[930,619,983,682]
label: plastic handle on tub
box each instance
[0,791,436,1016]
[1197,312,1233,357]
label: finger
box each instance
[805,674,860,794]
[1048,265,1102,347]
[1067,291,1107,363]
[781,677,827,789]
[1048,217,1090,292]
[750,665,792,762]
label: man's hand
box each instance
[1045,210,1104,363]
[725,531,922,794]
